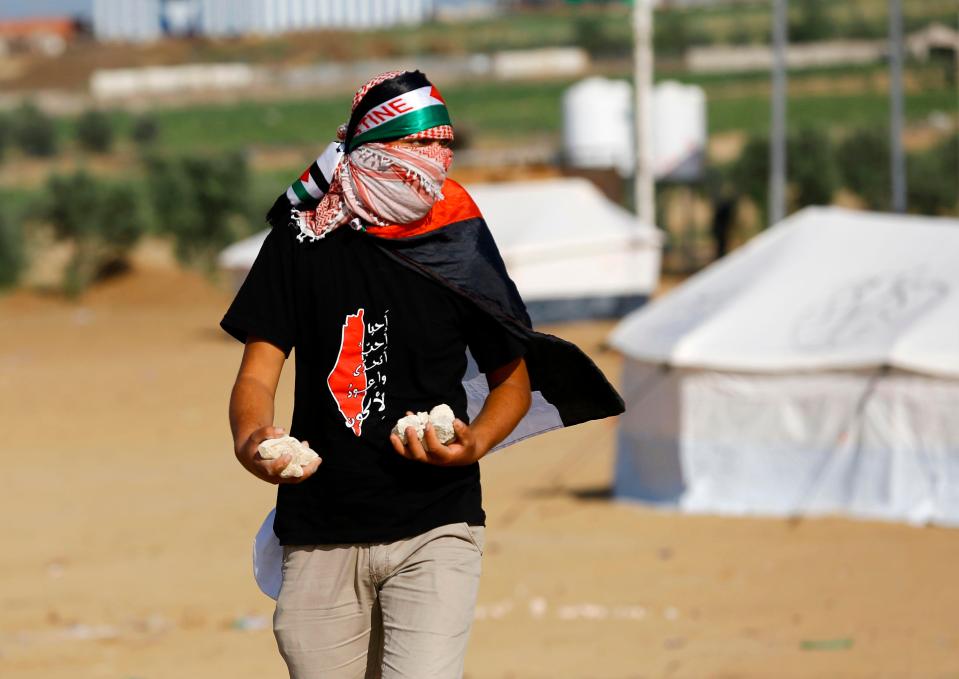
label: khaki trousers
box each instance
[273,522,485,679]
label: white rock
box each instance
[392,412,429,445]
[257,436,319,478]
[392,404,458,446]
[279,463,304,479]
[429,403,456,444]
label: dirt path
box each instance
[1,265,957,678]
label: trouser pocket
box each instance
[462,523,485,555]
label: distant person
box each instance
[221,70,622,678]
[711,193,737,260]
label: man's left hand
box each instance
[390,418,485,466]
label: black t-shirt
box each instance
[221,225,526,545]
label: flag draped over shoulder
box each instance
[270,178,625,449]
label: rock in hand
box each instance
[392,404,456,446]
[257,436,319,478]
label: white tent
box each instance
[467,178,661,322]
[219,177,662,324]
[608,206,959,526]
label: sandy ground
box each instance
[2,257,959,679]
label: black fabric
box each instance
[265,192,291,229]
[373,218,626,427]
[344,70,431,149]
[221,228,297,357]
[221,225,527,545]
[308,162,331,195]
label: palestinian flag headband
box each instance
[344,70,451,152]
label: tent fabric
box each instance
[609,207,959,377]
[610,207,959,526]
[615,365,959,526]
[464,178,661,302]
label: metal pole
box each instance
[888,0,907,213]
[769,0,788,226]
[633,0,655,226]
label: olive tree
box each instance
[45,171,144,296]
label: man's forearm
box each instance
[469,380,531,457]
[228,347,318,485]
[230,375,277,459]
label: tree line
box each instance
[0,115,955,295]
[727,127,958,218]
[0,103,160,159]
[0,149,256,296]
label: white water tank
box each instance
[562,77,707,181]
[562,77,634,176]
[652,80,706,182]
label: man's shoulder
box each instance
[431,178,483,229]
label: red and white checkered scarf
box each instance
[295,71,454,240]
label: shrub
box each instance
[908,135,959,216]
[789,127,839,208]
[44,171,145,296]
[730,127,840,224]
[131,114,160,147]
[0,114,10,162]
[12,102,58,157]
[145,150,253,271]
[790,0,835,43]
[837,128,892,211]
[654,11,689,57]
[0,210,25,289]
[75,109,115,153]
[573,15,630,58]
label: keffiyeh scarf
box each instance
[267,70,455,242]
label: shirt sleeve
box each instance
[464,303,528,374]
[220,226,297,357]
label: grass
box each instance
[78,63,954,152]
[8,63,955,204]
[79,80,573,155]
[440,1,959,52]
[655,0,959,44]
[0,186,42,221]
[708,89,958,135]
[131,98,351,152]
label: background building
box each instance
[0,16,81,55]
[90,0,494,40]
[92,0,162,42]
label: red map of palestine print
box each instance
[327,309,367,436]
[327,308,390,437]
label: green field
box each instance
[413,0,959,58]
[0,186,41,221]
[86,80,574,154]
[708,89,957,135]
[651,0,959,45]
[78,64,956,155]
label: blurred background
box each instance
[1,1,958,678]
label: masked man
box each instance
[222,70,622,679]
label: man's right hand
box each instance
[236,425,321,485]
